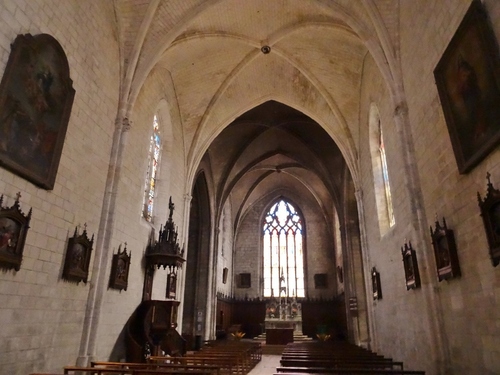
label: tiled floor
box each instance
[248,354,281,375]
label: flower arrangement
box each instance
[231,331,246,340]
[316,333,331,341]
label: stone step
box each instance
[254,333,313,342]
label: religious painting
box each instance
[0,193,32,271]
[222,267,228,284]
[371,267,382,300]
[109,244,131,291]
[434,0,500,174]
[430,217,461,280]
[401,241,421,290]
[314,273,328,289]
[477,173,500,266]
[0,33,75,189]
[336,266,343,284]
[238,273,251,288]
[166,272,177,299]
[62,225,94,284]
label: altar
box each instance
[264,296,303,344]
[264,316,302,334]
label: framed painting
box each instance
[0,33,75,189]
[430,217,461,280]
[477,173,500,266]
[62,225,94,284]
[0,192,32,271]
[401,241,421,290]
[434,0,500,174]
[222,267,228,284]
[166,272,177,299]
[337,265,343,284]
[314,273,328,289]
[371,267,382,300]
[109,244,131,291]
[238,273,251,288]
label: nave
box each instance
[31,340,427,375]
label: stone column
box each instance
[392,102,450,374]
[176,193,192,332]
[76,116,131,366]
[355,187,377,351]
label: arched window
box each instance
[263,199,305,298]
[379,128,395,227]
[369,103,395,233]
[142,114,161,222]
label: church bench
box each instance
[280,359,404,370]
[199,347,260,367]
[201,340,262,361]
[180,354,248,374]
[151,355,244,375]
[189,340,261,370]
[90,361,220,375]
[63,366,217,375]
[278,342,425,374]
[150,339,261,374]
[282,343,390,361]
[281,353,388,360]
[275,368,425,374]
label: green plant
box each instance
[231,331,246,339]
[316,333,331,341]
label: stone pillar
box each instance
[392,102,450,374]
[177,193,192,332]
[355,187,377,351]
[76,116,131,366]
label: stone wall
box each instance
[0,2,187,373]
[356,1,500,373]
[0,1,119,373]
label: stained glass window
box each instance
[143,115,161,222]
[263,199,305,298]
[379,128,395,227]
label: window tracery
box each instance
[263,199,305,298]
[143,114,161,222]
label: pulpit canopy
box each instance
[145,197,185,270]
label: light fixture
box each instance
[261,45,271,54]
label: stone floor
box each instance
[248,354,281,375]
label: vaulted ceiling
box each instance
[113,0,400,225]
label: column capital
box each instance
[122,117,132,132]
[114,116,133,131]
[394,101,408,118]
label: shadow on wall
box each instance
[109,325,127,362]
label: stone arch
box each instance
[182,171,211,345]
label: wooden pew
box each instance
[277,342,425,375]
[280,359,404,370]
[275,369,426,374]
[150,355,242,375]
[91,361,220,375]
[201,340,262,363]
[64,366,217,375]
[150,339,261,374]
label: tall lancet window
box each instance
[143,114,161,222]
[379,127,395,227]
[263,199,305,298]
